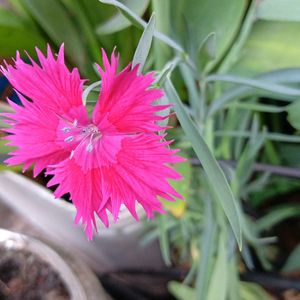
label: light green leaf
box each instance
[132,13,155,73]
[228,260,241,300]
[100,0,144,29]
[158,217,171,266]
[164,79,242,249]
[282,242,300,272]
[195,198,217,299]
[240,282,271,300]
[206,74,300,97]
[256,204,300,231]
[169,282,196,300]
[96,0,149,34]
[215,130,300,143]
[82,81,101,105]
[229,102,287,113]
[207,231,228,300]
[231,21,300,76]
[257,0,300,22]
[151,0,172,68]
[99,0,184,53]
[155,57,181,87]
[287,101,300,130]
[233,116,266,193]
[208,69,300,116]
[197,32,216,70]
[170,0,246,70]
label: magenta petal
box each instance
[92,49,166,134]
[47,158,111,239]
[2,93,69,175]
[1,44,85,115]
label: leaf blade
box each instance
[164,78,242,249]
[132,13,155,73]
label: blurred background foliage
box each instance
[2,0,300,299]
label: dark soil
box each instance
[0,247,70,300]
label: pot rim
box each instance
[0,228,108,300]
[0,170,145,234]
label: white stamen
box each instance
[73,119,78,127]
[86,143,93,152]
[64,136,74,143]
[70,150,75,159]
[61,127,71,133]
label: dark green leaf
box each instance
[282,242,300,272]
[21,0,88,71]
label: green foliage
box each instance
[2,0,300,299]
[132,13,155,73]
[0,7,44,57]
[96,0,149,34]
[164,79,242,249]
[232,21,300,75]
[287,101,300,130]
[256,0,300,22]
[21,0,87,71]
[169,0,246,70]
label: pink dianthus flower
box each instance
[1,45,184,239]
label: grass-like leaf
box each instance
[132,13,155,73]
[164,78,243,249]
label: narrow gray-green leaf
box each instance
[240,282,271,300]
[215,130,300,143]
[208,68,300,116]
[132,13,155,73]
[155,57,181,87]
[96,0,149,35]
[198,32,216,70]
[164,78,242,249]
[256,205,300,231]
[207,231,228,300]
[82,81,101,105]
[206,74,300,97]
[196,198,217,299]
[158,217,171,266]
[99,0,184,53]
[229,102,287,113]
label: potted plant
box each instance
[1,1,300,299]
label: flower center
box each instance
[61,119,102,153]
